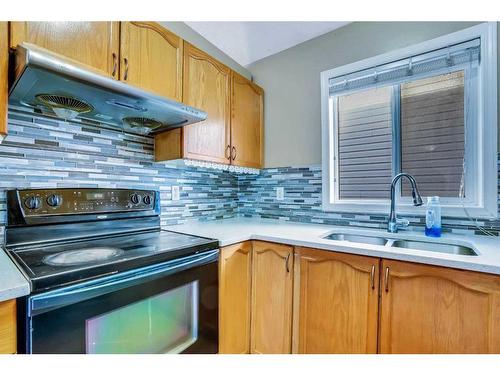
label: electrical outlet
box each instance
[171,186,180,201]
[276,187,285,201]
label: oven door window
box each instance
[86,281,198,354]
[25,258,218,354]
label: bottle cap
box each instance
[427,196,440,203]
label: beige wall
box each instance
[160,22,252,80]
[247,22,495,168]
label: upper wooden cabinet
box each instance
[231,72,264,168]
[155,44,264,169]
[0,299,16,354]
[379,259,500,353]
[293,247,379,354]
[0,22,8,136]
[10,22,120,77]
[120,22,183,101]
[181,42,231,164]
[219,242,252,354]
[250,241,293,354]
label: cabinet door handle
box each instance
[370,265,375,289]
[384,267,390,292]
[225,145,231,160]
[285,253,291,273]
[231,146,236,161]
[111,53,118,77]
[123,58,129,81]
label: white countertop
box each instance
[170,217,500,275]
[2,217,499,301]
[0,248,30,302]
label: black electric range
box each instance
[4,188,219,354]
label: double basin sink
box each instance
[324,233,477,256]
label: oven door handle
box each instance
[28,249,219,317]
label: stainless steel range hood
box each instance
[8,43,207,135]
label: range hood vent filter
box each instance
[123,117,164,130]
[35,94,94,120]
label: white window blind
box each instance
[329,39,480,95]
[400,71,465,198]
[337,86,393,199]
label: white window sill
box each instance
[322,201,498,219]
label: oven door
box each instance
[23,249,218,354]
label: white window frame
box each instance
[321,22,497,218]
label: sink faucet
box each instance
[388,173,423,233]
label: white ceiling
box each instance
[185,22,350,67]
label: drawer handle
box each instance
[111,53,118,77]
[285,253,291,273]
[384,267,390,292]
[123,57,129,81]
[370,265,375,290]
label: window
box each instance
[321,23,497,218]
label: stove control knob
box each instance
[143,194,152,205]
[47,194,63,207]
[24,196,41,210]
[130,193,141,205]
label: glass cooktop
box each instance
[9,230,218,292]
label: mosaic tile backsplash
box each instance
[1,106,500,238]
[0,107,238,235]
[238,163,500,236]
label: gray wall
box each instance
[248,22,491,167]
[160,22,252,79]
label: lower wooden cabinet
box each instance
[292,247,379,353]
[0,299,16,354]
[379,259,500,353]
[218,241,294,354]
[250,241,294,354]
[219,242,252,354]
[218,242,500,355]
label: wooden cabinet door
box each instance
[250,241,293,354]
[230,72,263,168]
[182,42,231,164]
[219,242,252,354]
[120,22,183,101]
[380,259,500,353]
[10,22,119,77]
[0,299,16,354]
[293,247,379,353]
[0,22,8,136]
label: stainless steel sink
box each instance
[324,233,388,246]
[391,240,477,256]
[324,232,478,256]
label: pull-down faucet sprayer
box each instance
[388,173,423,233]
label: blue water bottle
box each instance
[425,196,441,237]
